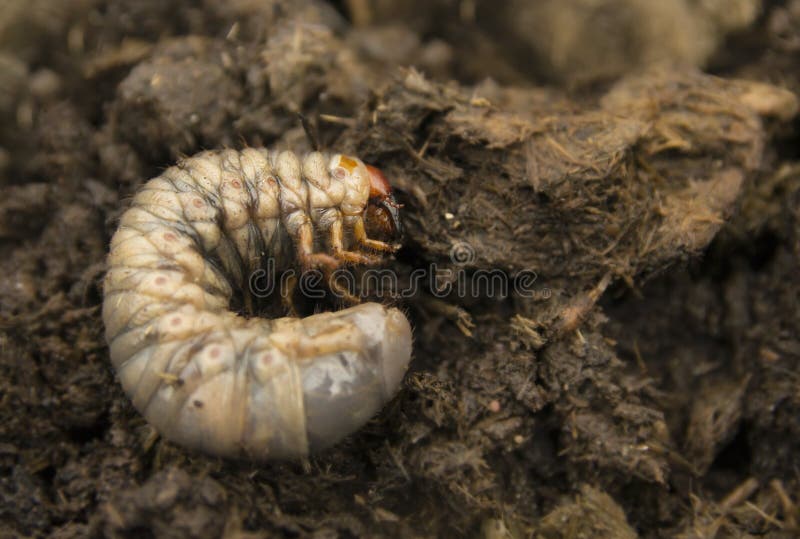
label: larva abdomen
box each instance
[103,148,412,460]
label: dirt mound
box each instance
[1,1,799,537]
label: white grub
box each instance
[103,149,412,460]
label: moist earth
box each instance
[1,1,799,537]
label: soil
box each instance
[1,1,799,537]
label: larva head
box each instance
[329,155,403,241]
[365,164,403,241]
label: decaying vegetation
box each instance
[1,0,799,537]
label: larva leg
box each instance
[349,215,401,253]
[317,214,372,304]
[291,220,359,306]
[243,284,255,316]
[295,221,339,270]
[328,214,381,266]
[280,272,299,317]
[323,267,361,306]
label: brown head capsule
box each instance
[102,148,412,460]
[364,164,403,243]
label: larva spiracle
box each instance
[102,148,413,460]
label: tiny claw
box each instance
[338,290,362,306]
[359,238,400,253]
[325,270,362,305]
[280,273,300,317]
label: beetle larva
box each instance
[102,148,412,460]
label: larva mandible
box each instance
[102,148,413,460]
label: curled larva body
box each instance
[102,148,412,460]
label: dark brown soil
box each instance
[1,1,799,537]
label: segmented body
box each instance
[102,148,412,460]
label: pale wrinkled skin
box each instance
[102,149,412,460]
